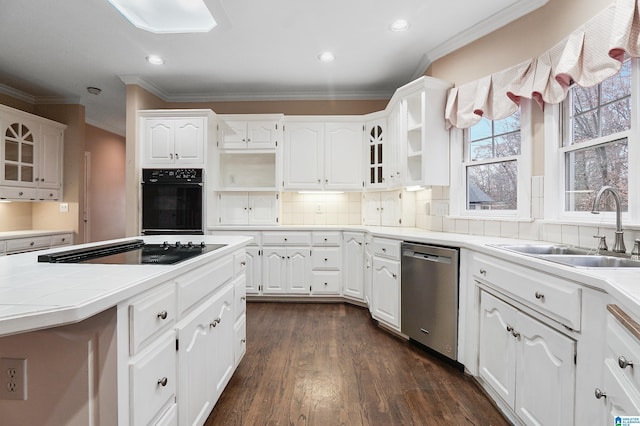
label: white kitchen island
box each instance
[0,234,252,426]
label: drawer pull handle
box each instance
[30,241,35,246]
[479,269,486,275]
[594,388,606,400]
[324,258,328,262]
[324,238,328,242]
[19,192,23,196]
[382,248,387,252]
[618,356,634,369]
[324,282,328,286]
[157,310,168,320]
[240,261,246,266]
[157,377,168,387]
[535,291,544,300]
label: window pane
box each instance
[469,138,492,161]
[495,132,521,157]
[564,139,628,212]
[572,85,599,115]
[493,111,520,135]
[571,111,599,144]
[601,98,631,137]
[469,117,492,141]
[601,60,631,103]
[5,140,18,161]
[467,161,518,210]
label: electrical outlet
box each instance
[59,203,69,213]
[0,358,27,400]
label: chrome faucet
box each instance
[591,186,626,253]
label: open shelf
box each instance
[218,152,277,189]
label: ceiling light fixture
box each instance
[107,0,217,34]
[390,19,409,32]
[318,52,335,63]
[146,55,165,65]
[86,86,102,95]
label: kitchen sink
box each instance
[538,255,640,268]
[491,243,590,255]
[490,244,640,268]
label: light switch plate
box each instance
[59,203,69,213]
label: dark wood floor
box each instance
[206,302,509,426]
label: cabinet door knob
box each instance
[535,291,544,300]
[157,310,168,320]
[382,248,387,252]
[169,153,173,159]
[241,296,246,301]
[594,388,606,399]
[175,153,179,159]
[324,282,328,286]
[240,261,246,266]
[157,377,168,387]
[19,192,24,196]
[618,356,634,369]
[506,325,513,332]
[511,330,521,339]
[392,273,397,279]
[324,258,328,262]
[241,338,246,343]
[479,269,486,275]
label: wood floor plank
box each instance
[206,302,509,426]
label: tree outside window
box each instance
[465,111,521,211]
[564,59,631,213]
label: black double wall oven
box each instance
[141,168,204,235]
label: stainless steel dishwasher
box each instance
[401,242,459,361]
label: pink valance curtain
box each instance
[445,0,640,129]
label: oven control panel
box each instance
[142,168,203,183]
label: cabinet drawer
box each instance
[371,238,401,260]
[129,283,176,355]
[262,231,311,246]
[6,235,51,253]
[50,233,72,247]
[311,247,341,269]
[212,230,262,246]
[233,249,247,276]
[36,188,60,201]
[177,256,234,317]
[607,310,640,393]
[473,253,582,330]
[234,275,246,321]
[155,403,178,426]
[0,241,5,255]
[130,334,177,426]
[234,314,247,367]
[312,231,341,246]
[0,187,36,200]
[311,271,341,294]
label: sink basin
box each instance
[491,244,589,255]
[538,255,640,268]
[490,243,640,268]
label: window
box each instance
[562,58,631,214]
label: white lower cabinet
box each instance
[130,333,177,426]
[262,246,311,294]
[371,256,400,329]
[177,283,234,426]
[342,232,365,301]
[245,246,261,295]
[479,290,576,425]
[594,305,640,423]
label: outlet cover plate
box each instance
[0,358,27,400]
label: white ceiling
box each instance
[0,0,547,136]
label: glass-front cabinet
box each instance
[0,105,65,201]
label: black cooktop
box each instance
[37,239,226,265]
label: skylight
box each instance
[107,0,217,34]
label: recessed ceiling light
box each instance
[146,55,165,65]
[86,86,102,95]
[390,19,409,32]
[107,0,216,33]
[318,52,335,63]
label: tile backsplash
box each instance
[280,192,361,225]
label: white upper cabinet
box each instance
[218,114,283,150]
[283,122,324,189]
[0,105,65,201]
[362,190,415,227]
[324,122,363,190]
[217,192,279,225]
[284,119,363,191]
[397,76,452,187]
[139,109,215,168]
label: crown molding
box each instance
[119,75,171,100]
[416,0,549,79]
[0,84,36,104]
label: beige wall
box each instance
[0,202,32,231]
[85,125,126,242]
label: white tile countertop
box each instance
[0,234,252,337]
[212,225,640,322]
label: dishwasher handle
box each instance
[402,250,452,264]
